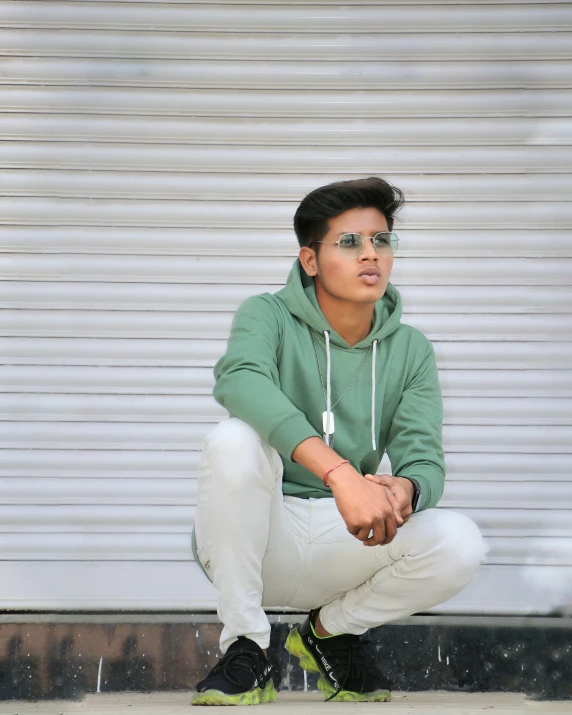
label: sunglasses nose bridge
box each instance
[358,235,379,258]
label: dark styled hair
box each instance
[293,177,404,248]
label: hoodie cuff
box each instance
[397,473,435,511]
[402,478,421,512]
[268,413,322,461]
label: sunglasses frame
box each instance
[312,231,399,257]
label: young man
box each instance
[191,177,485,705]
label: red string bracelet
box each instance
[322,459,350,488]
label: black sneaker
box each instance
[191,636,276,706]
[285,609,391,702]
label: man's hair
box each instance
[293,177,405,248]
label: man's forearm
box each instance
[291,436,359,485]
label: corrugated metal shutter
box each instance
[1,1,571,614]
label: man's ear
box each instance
[299,245,318,276]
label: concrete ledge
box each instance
[0,615,570,701]
[1,613,571,628]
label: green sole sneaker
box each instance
[285,627,391,703]
[191,679,277,706]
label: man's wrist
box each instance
[322,459,350,487]
[401,477,421,511]
[327,462,359,489]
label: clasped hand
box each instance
[328,468,414,547]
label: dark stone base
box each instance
[0,615,570,701]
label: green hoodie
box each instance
[213,259,445,511]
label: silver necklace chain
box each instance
[310,330,372,411]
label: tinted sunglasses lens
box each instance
[338,234,363,257]
[373,232,398,254]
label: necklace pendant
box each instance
[322,411,335,435]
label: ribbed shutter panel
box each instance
[0,1,571,613]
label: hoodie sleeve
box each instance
[213,295,321,459]
[385,337,445,511]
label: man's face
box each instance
[300,206,394,306]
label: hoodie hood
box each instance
[275,258,403,349]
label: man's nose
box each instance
[359,236,379,259]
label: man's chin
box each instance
[356,284,388,302]
[347,292,386,307]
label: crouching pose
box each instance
[191,178,485,705]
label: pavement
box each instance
[0,692,570,715]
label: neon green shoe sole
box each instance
[284,628,321,674]
[285,627,391,703]
[191,679,277,706]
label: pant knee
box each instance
[435,511,487,587]
[205,418,262,455]
[407,509,486,590]
[202,418,279,490]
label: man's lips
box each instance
[358,268,381,286]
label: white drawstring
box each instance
[321,330,377,451]
[371,339,378,450]
[324,330,332,447]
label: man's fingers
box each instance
[354,525,375,542]
[386,507,398,543]
[364,506,398,546]
[346,524,362,537]
[384,487,404,525]
[364,473,393,485]
[363,522,386,547]
[362,475,403,525]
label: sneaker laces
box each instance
[321,635,368,701]
[203,646,266,690]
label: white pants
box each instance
[194,418,486,653]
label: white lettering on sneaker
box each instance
[253,664,271,689]
[304,630,340,690]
